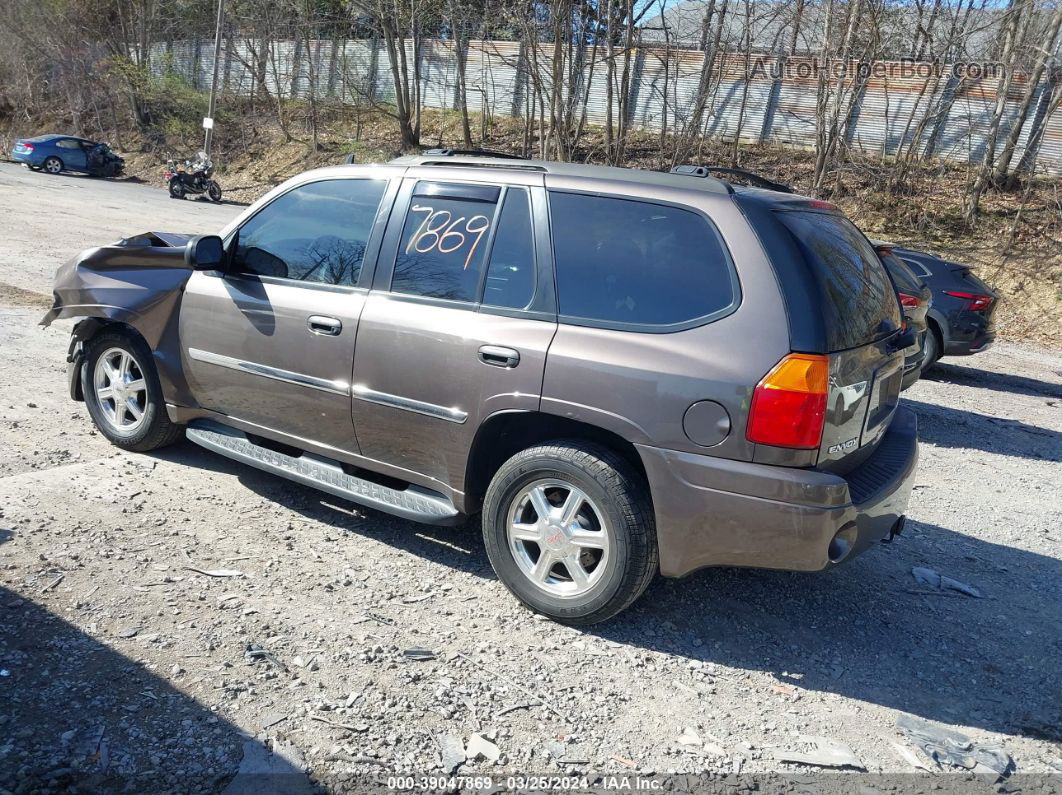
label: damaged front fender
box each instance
[40,231,194,346]
[41,231,197,406]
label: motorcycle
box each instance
[165,152,222,202]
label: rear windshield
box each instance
[777,211,901,351]
[879,250,924,294]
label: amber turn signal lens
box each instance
[757,354,829,395]
[746,354,830,449]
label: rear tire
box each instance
[42,156,63,175]
[922,324,942,370]
[482,440,657,625]
[82,331,183,452]
[169,178,186,199]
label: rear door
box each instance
[775,210,905,472]
[180,174,396,452]
[349,169,556,494]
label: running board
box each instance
[185,422,461,526]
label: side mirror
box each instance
[185,234,225,271]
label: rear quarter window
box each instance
[549,192,737,329]
[777,211,901,351]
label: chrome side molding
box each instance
[188,348,349,397]
[351,384,468,424]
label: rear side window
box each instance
[483,188,535,309]
[901,257,933,279]
[392,183,498,302]
[391,182,536,308]
[777,211,901,350]
[549,192,735,328]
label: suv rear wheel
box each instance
[82,331,184,452]
[482,440,657,625]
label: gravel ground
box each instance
[0,162,1060,793]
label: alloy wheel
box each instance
[506,479,611,598]
[92,347,148,432]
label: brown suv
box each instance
[44,153,918,624]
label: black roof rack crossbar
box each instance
[670,165,793,193]
[423,147,528,160]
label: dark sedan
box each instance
[874,243,933,389]
[10,134,124,177]
[892,247,999,367]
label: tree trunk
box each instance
[454,28,473,147]
[965,0,1032,220]
[1011,75,1062,180]
[991,5,1062,183]
[788,0,805,55]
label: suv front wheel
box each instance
[82,331,184,452]
[482,440,657,625]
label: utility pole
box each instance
[203,0,227,155]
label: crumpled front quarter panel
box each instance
[41,241,192,345]
[40,238,196,405]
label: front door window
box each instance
[232,179,387,286]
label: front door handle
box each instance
[478,345,520,368]
[307,315,342,336]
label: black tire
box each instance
[82,330,183,452]
[42,156,63,175]
[207,181,222,202]
[168,178,186,199]
[922,323,942,370]
[482,440,657,625]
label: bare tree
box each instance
[965,0,1035,219]
[991,3,1062,183]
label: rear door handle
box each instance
[478,345,520,368]
[307,315,342,336]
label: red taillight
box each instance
[944,290,993,311]
[898,293,921,307]
[746,354,829,449]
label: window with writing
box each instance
[391,183,501,303]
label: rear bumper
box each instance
[945,330,995,356]
[639,407,919,578]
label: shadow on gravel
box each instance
[0,530,310,793]
[149,440,493,580]
[904,398,1061,462]
[922,362,1062,400]
[593,519,1062,742]
[147,442,1060,746]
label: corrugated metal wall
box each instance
[149,39,1062,175]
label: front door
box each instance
[350,172,557,494]
[180,175,394,452]
[56,139,87,171]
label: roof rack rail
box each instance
[423,147,528,160]
[671,165,793,193]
